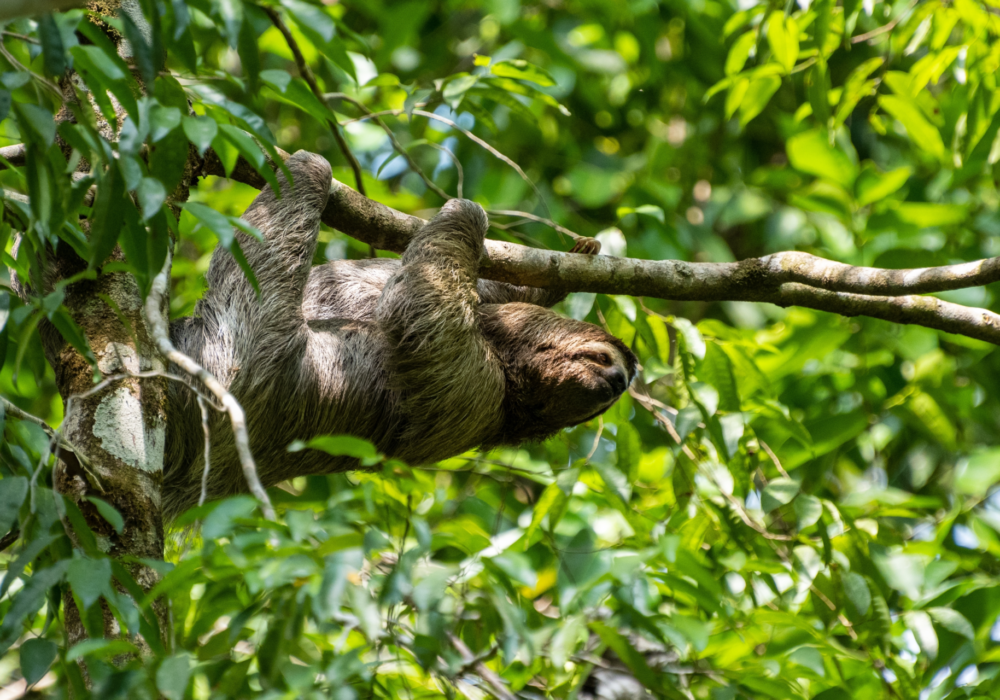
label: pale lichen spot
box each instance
[93,388,165,473]
[97,342,146,374]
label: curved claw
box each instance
[569,237,601,255]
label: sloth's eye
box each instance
[589,352,612,366]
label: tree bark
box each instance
[12,0,172,660]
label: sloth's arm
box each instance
[200,151,331,342]
[375,200,503,436]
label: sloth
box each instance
[162,151,636,518]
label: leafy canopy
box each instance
[3,0,1000,698]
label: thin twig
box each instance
[197,396,212,507]
[73,369,224,411]
[759,440,789,479]
[487,209,583,241]
[448,641,501,677]
[325,92,451,200]
[1,32,40,45]
[338,104,552,219]
[423,141,464,199]
[261,6,366,200]
[0,41,60,98]
[0,527,19,552]
[145,253,276,521]
[587,417,604,460]
[0,397,93,470]
[851,0,919,44]
[447,633,517,700]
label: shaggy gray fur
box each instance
[163,151,636,518]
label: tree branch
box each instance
[0,144,26,167]
[318,178,1000,344]
[8,138,1000,345]
[0,0,83,22]
[144,253,276,520]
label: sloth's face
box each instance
[480,303,637,442]
[530,337,637,428]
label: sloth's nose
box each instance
[602,366,628,394]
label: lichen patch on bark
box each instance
[97,341,148,374]
[93,387,165,473]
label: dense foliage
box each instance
[3,0,1000,697]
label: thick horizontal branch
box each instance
[316,178,1000,344]
[0,0,82,21]
[7,143,1000,344]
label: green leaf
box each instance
[725,31,757,76]
[289,435,381,466]
[766,11,799,73]
[443,74,479,106]
[182,116,218,156]
[834,58,882,126]
[700,343,740,412]
[842,571,871,616]
[927,607,974,639]
[65,638,138,663]
[137,177,167,221]
[20,637,58,686]
[674,317,705,360]
[873,548,925,600]
[68,557,112,610]
[149,126,189,196]
[283,0,337,42]
[761,478,799,512]
[237,13,261,93]
[739,75,781,126]
[954,448,1000,495]
[615,421,642,482]
[794,494,823,529]
[121,9,157,87]
[787,129,858,188]
[805,61,831,124]
[855,165,911,206]
[491,59,556,86]
[0,476,27,535]
[149,105,182,143]
[217,124,281,193]
[14,104,57,147]
[0,562,68,656]
[261,72,331,127]
[878,95,945,160]
[157,654,193,700]
[37,14,68,77]
[86,497,125,534]
[893,202,967,228]
[185,201,237,248]
[524,482,567,544]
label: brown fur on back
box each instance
[163,151,636,519]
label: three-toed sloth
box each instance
[163,151,636,518]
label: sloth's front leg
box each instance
[375,199,505,462]
[198,151,332,360]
